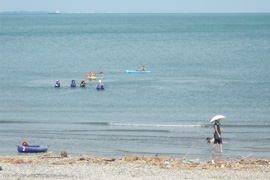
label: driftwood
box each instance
[182,144,195,160]
[239,153,253,160]
[39,156,64,159]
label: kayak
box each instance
[89,76,97,80]
[17,145,48,153]
[125,70,151,73]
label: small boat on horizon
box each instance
[49,10,60,14]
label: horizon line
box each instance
[0,11,270,14]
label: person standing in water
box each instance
[98,80,103,85]
[97,80,104,90]
[212,119,223,153]
[55,80,61,88]
[80,79,86,87]
[71,80,76,87]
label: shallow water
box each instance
[0,13,270,160]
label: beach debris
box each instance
[182,160,193,164]
[104,158,116,162]
[164,161,170,165]
[125,156,139,162]
[239,153,253,161]
[59,151,68,157]
[211,160,215,165]
[44,151,53,157]
[0,166,2,171]
[164,161,171,168]
[0,155,269,171]
[189,159,199,163]
[182,144,195,160]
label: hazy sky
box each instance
[1,0,270,13]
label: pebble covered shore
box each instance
[0,154,269,180]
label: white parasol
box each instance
[210,115,226,123]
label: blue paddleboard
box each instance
[125,70,151,73]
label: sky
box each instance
[1,0,270,13]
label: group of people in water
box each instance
[54,72,104,90]
[54,67,146,89]
[55,79,104,89]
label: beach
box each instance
[0,154,269,180]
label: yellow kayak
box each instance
[89,76,97,80]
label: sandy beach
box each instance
[0,153,269,180]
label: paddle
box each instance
[84,72,103,77]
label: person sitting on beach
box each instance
[212,119,223,153]
[80,79,86,87]
[140,66,146,71]
[71,80,76,87]
[89,72,96,77]
[55,80,61,88]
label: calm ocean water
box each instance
[0,13,269,160]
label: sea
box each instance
[0,13,270,161]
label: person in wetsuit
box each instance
[97,80,104,90]
[71,80,76,87]
[80,79,86,87]
[55,80,61,88]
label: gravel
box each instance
[0,162,269,180]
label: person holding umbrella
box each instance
[210,115,226,154]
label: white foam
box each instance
[109,123,202,128]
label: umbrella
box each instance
[210,115,226,123]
